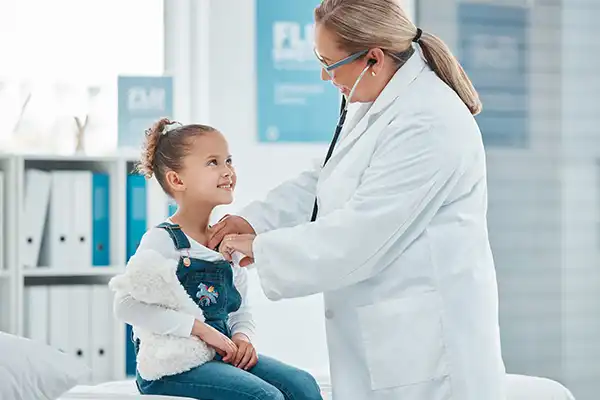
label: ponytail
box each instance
[418,31,482,116]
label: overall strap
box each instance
[156,222,191,250]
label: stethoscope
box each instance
[310,59,376,222]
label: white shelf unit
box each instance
[0,154,19,334]
[0,152,169,383]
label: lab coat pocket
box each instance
[357,292,450,390]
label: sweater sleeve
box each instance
[112,228,195,337]
[227,263,257,342]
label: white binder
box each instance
[71,171,93,269]
[21,169,52,268]
[41,171,74,269]
[24,285,49,344]
[69,285,92,383]
[90,285,114,383]
[48,285,71,354]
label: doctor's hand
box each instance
[208,214,256,250]
[219,234,256,267]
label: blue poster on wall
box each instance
[256,0,340,143]
[118,76,173,149]
[458,3,529,148]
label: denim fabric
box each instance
[136,354,323,400]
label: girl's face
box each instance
[168,130,236,207]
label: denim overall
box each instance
[163,222,242,336]
[133,222,242,365]
[134,223,323,400]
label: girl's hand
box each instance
[231,333,258,370]
[192,320,237,363]
[219,234,256,266]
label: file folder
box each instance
[90,285,114,383]
[69,285,92,383]
[72,171,92,269]
[21,169,52,268]
[48,285,71,353]
[41,171,74,268]
[92,172,110,266]
[24,285,49,344]
[125,173,147,375]
[126,174,147,261]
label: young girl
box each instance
[113,118,323,400]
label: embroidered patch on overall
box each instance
[196,283,219,306]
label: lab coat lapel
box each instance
[320,49,428,176]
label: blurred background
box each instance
[0,0,598,399]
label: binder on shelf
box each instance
[126,173,147,261]
[167,198,177,216]
[72,171,111,268]
[72,171,93,268]
[125,173,147,375]
[69,285,92,383]
[40,171,74,269]
[92,173,110,266]
[125,324,136,376]
[24,286,49,344]
[21,169,52,268]
[48,285,71,354]
[90,285,114,383]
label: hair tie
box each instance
[161,121,182,136]
[412,28,423,43]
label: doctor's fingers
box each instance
[239,256,255,267]
[207,220,229,250]
[218,237,236,261]
[208,216,256,250]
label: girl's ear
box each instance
[165,170,185,193]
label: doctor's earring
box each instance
[371,71,376,77]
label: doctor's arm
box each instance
[250,122,472,300]
[235,160,321,235]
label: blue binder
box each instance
[92,173,110,266]
[125,174,147,376]
[167,198,178,216]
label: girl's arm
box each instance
[112,228,197,337]
[228,264,256,341]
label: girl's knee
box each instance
[291,370,323,400]
[260,386,285,400]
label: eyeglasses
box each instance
[314,49,369,77]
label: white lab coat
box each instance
[240,50,507,400]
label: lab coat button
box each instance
[325,309,334,319]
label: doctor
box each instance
[210,0,507,399]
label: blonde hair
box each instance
[315,0,482,115]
